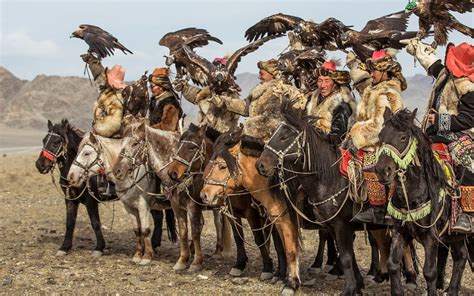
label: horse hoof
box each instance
[139,258,151,266]
[260,272,273,281]
[280,286,295,296]
[173,262,187,271]
[132,256,141,264]
[91,251,103,258]
[307,267,321,274]
[406,282,417,291]
[188,264,203,273]
[55,250,67,257]
[229,268,244,277]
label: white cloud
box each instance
[1,31,59,57]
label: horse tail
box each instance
[221,214,233,257]
[165,209,177,243]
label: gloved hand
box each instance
[345,51,359,70]
[210,94,224,108]
[80,52,94,63]
[400,38,440,71]
[172,79,187,92]
[346,51,370,85]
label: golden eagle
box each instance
[71,24,133,59]
[159,28,222,81]
[405,0,473,47]
[277,48,326,90]
[335,10,418,61]
[181,35,281,94]
[245,13,347,50]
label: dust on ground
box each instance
[0,153,473,295]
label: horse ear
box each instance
[383,107,392,122]
[137,121,146,138]
[47,120,53,130]
[411,108,418,122]
[89,133,98,144]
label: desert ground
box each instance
[0,148,473,295]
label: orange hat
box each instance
[106,65,126,90]
[149,67,171,88]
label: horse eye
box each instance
[218,163,227,170]
[400,135,408,142]
[281,135,289,141]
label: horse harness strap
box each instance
[377,137,420,170]
[173,139,206,176]
[42,131,68,162]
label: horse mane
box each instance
[240,135,264,157]
[211,132,240,177]
[386,109,449,198]
[205,126,221,142]
[181,123,200,141]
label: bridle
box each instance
[41,131,68,164]
[119,138,148,172]
[377,136,420,171]
[264,121,305,170]
[172,138,206,176]
[203,154,240,197]
[72,142,105,181]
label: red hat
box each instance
[371,49,387,61]
[445,42,474,82]
[321,61,337,71]
[213,57,227,66]
[106,65,126,90]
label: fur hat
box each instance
[313,60,351,86]
[366,49,407,91]
[445,42,474,82]
[106,65,126,90]
[257,59,279,77]
[149,67,171,89]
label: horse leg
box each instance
[271,226,287,281]
[326,231,338,268]
[123,204,143,263]
[246,209,273,281]
[137,196,154,265]
[229,217,247,277]
[151,209,163,250]
[370,229,391,282]
[436,243,449,290]
[367,231,380,278]
[57,200,80,256]
[387,230,406,296]
[171,201,189,271]
[213,209,224,256]
[188,202,204,273]
[446,238,468,296]
[333,222,358,296]
[309,229,327,274]
[421,235,438,296]
[84,198,105,257]
[402,242,417,291]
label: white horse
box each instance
[67,132,170,265]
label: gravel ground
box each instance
[1,154,473,295]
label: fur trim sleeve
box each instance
[223,96,249,116]
[152,104,179,131]
[181,84,210,104]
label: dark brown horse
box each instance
[167,124,274,280]
[35,119,173,257]
[375,108,469,296]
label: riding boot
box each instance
[372,206,387,225]
[97,174,108,194]
[452,213,472,233]
[352,205,375,224]
[100,182,116,198]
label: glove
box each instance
[210,94,224,108]
[345,51,359,70]
[172,79,187,92]
[346,51,370,85]
[400,38,440,71]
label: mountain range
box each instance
[0,66,434,131]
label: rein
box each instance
[172,139,206,176]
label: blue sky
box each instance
[1,0,472,80]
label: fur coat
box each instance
[149,91,183,132]
[180,84,239,133]
[224,79,306,142]
[93,89,124,138]
[349,79,404,150]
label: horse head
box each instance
[200,131,242,207]
[375,108,418,185]
[67,132,105,187]
[168,123,207,182]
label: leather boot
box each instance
[452,213,472,233]
[353,206,375,224]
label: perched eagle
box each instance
[71,24,133,59]
[181,35,281,94]
[334,10,418,61]
[277,48,326,90]
[159,28,222,81]
[245,13,347,50]
[405,0,473,47]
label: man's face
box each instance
[371,70,386,85]
[316,75,335,97]
[150,83,165,96]
[259,69,274,82]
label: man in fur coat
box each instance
[306,61,356,145]
[344,49,407,224]
[148,68,183,132]
[403,39,474,233]
[218,59,307,143]
[174,57,240,134]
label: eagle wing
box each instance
[159,27,222,51]
[181,45,216,86]
[313,17,351,49]
[75,24,133,58]
[439,0,473,14]
[226,34,282,76]
[359,10,411,36]
[244,13,304,42]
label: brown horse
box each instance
[200,132,301,293]
[167,124,275,279]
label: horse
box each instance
[167,123,276,280]
[67,128,176,265]
[375,108,470,296]
[112,121,233,272]
[35,119,171,257]
[255,104,417,295]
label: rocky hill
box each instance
[0,67,434,131]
